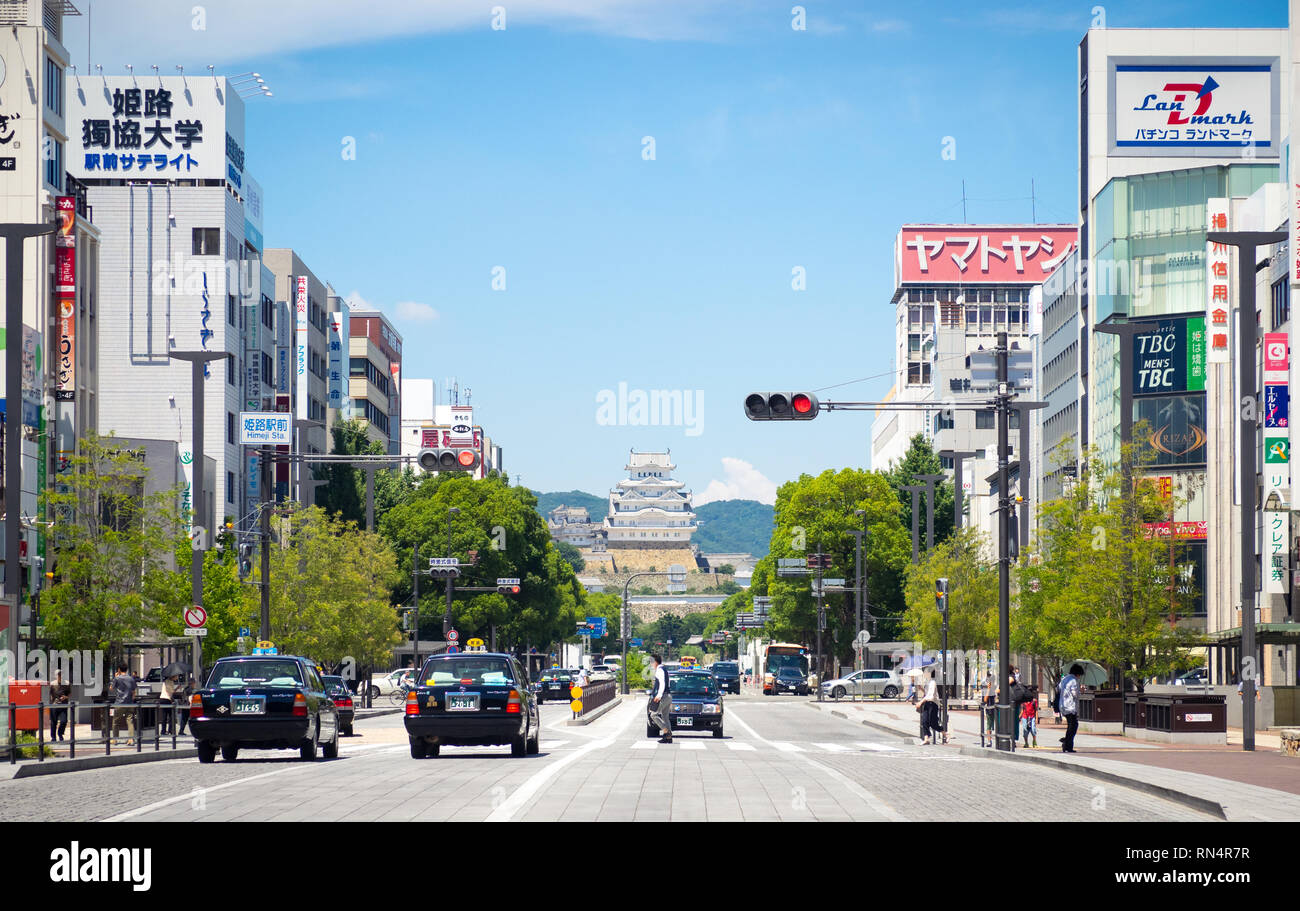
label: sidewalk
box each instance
[811,698,1300,821]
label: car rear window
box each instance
[208,660,304,688]
[714,663,738,672]
[420,657,517,687]
[669,674,718,697]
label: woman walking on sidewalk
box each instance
[920,670,942,744]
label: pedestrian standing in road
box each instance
[648,654,673,744]
[1021,693,1038,748]
[50,670,71,742]
[981,673,997,747]
[110,664,137,745]
[920,670,942,745]
[1059,664,1082,753]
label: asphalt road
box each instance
[0,695,1216,822]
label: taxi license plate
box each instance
[447,694,480,712]
[677,716,693,727]
[231,696,265,715]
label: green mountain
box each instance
[694,500,772,557]
[532,491,772,557]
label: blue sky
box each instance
[65,0,1288,501]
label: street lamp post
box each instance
[851,508,868,671]
[915,473,945,552]
[902,484,924,564]
[293,417,324,506]
[620,565,687,695]
[169,350,234,683]
[939,450,976,531]
[1206,228,1285,753]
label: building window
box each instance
[44,133,63,190]
[227,471,235,504]
[262,352,273,387]
[227,356,236,387]
[192,228,220,255]
[45,57,63,116]
[936,410,954,431]
[227,294,236,327]
[976,409,994,430]
[261,294,274,329]
[1271,278,1290,329]
[227,411,236,444]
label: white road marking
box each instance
[854,742,903,753]
[631,741,658,750]
[725,742,756,751]
[679,741,705,751]
[772,741,805,752]
[727,707,909,822]
[813,742,852,752]
[486,700,641,822]
[105,765,313,821]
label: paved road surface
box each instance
[0,696,1214,822]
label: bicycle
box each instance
[389,681,417,706]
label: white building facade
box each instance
[604,450,698,546]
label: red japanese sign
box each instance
[895,226,1077,284]
[55,196,76,401]
[1142,521,1208,540]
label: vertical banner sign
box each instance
[294,276,309,420]
[327,310,349,416]
[54,197,76,401]
[1186,316,1206,392]
[1264,330,1291,593]
[450,405,473,447]
[1206,200,1231,364]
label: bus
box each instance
[762,643,811,695]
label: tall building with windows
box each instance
[604,450,698,546]
[344,306,401,453]
[871,224,1076,475]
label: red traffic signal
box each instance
[497,584,521,595]
[417,448,481,472]
[744,392,819,421]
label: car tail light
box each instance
[292,693,308,717]
[189,693,204,720]
[506,689,522,714]
[336,696,353,709]
[405,689,421,715]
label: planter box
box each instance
[1079,691,1124,733]
[1139,694,1226,745]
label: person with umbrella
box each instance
[159,661,190,735]
[1059,663,1083,753]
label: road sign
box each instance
[585,616,607,637]
[666,583,687,594]
[239,412,292,445]
[854,630,872,649]
[239,626,250,638]
[447,629,459,642]
[496,577,520,586]
[429,557,458,567]
[668,563,687,584]
[570,685,583,700]
[446,645,459,655]
[184,605,207,628]
[570,699,583,713]
[822,578,846,587]
[630,638,643,647]
[777,558,803,567]
[183,627,208,637]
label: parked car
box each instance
[367,668,415,700]
[646,669,724,738]
[1174,668,1209,686]
[322,674,355,735]
[820,669,902,700]
[404,652,540,758]
[770,666,810,696]
[589,665,615,682]
[190,655,341,763]
[711,661,741,694]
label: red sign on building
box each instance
[895,225,1077,284]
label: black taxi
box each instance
[189,654,341,762]
[646,669,725,738]
[404,652,540,758]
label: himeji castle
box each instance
[603,450,699,547]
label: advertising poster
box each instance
[1134,394,1208,467]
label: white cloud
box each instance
[343,290,372,310]
[871,20,909,33]
[395,301,438,322]
[695,457,777,506]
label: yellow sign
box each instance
[256,641,274,650]
[570,685,583,700]
[467,638,485,648]
[570,699,583,713]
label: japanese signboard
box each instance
[294,276,309,420]
[450,405,474,447]
[1111,63,1277,156]
[1266,510,1290,593]
[239,412,292,445]
[327,310,350,416]
[54,196,76,401]
[1205,199,1231,364]
[68,76,245,182]
[243,172,264,252]
[896,226,1076,285]
[1264,332,1289,372]
[1132,318,1207,395]
[1134,394,1207,467]
[1264,383,1290,428]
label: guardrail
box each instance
[573,680,616,718]
[3,701,191,764]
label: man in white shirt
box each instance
[648,654,673,744]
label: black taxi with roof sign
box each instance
[404,652,540,758]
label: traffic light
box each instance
[935,577,948,615]
[1007,506,1020,560]
[428,562,461,580]
[238,544,254,579]
[497,583,521,595]
[744,392,820,421]
[417,448,480,472]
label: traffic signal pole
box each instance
[996,332,1012,752]
[413,542,421,667]
[259,447,272,642]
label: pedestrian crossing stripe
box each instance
[725,742,756,751]
[627,739,907,754]
[631,741,657,750]
[772,742,804,752]
[679,741,705,751]
[813,742,852,752]
[854,742,903,753]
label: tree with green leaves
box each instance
[1015,444,1201,691]
[556,541,586,574]
[40,434,187,662]
[254,504,402,669]
[755,468,910,659]
[902,528,997,691]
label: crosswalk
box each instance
[628,739,904,755]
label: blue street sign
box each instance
[446,645,459,655]
[585,616,607,637]
[630,638,643,647]
[239,627,251,638]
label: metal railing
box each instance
[573,680,616,718]
[3,701,192,764]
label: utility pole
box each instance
[412,541,420,667]
[939,450,976,531]
[1206,228,1285,752]
[814,547,825,700]
[902,484,924,564]
[995,331,1012,752]
[936,577,949,735]
[259,447,272,642]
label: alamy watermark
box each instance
[0,647,106,695]
[595,382,703,437]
